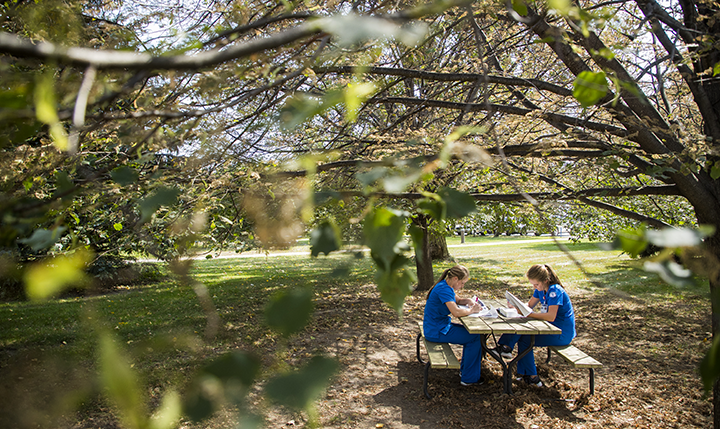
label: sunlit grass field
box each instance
[1,236,708,352]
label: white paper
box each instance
[497,307,520,318]
[460,302,498,318]
[504,291,533,317]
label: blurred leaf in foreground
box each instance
[265,355,339,411]
[24,249,92,300]
[264,287,314,337]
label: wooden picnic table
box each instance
[460,298,561,394]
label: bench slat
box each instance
[550,345,602,368]
[425,339,461,369]
[417,321,461,369]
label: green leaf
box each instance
[344,82,376,122]
[54,171,74,196]
[711,162,720,180]
[280,89,344,129]
[24,249,92,300]
[313,14,427,47]
[149,390,182,429]
[264,287,314,337]
[645,227,713,248]
[511,0,528,16]
[643,260,694,287]
[408,224,424,266]
[310,219,342,257]
[113,223,123,231]
[183,350,261,422]
[111,166,140,186]
[573,71,608,108]
[548,0,571,14]
[314,189,342,205]
[363,207,408,271]
[714,62,720,77]
[265,355,339,411]
[0,86,29,109]
[139,187,181,223]
[18,226,67,251]
[356,167,388,187]
[382,172,421,193]
[438,187,477,219]
[203,350,261,387]
[417,198,445,220]
[375,260,416,313]
[98,331,147,429]
[34,70,68,151]
[182,389,213,423]
[613,227,647,258]
[595,47,616,60]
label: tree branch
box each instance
[373,96,630,136]
[0,26,322,69]
[317,66,574,97]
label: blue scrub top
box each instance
[423,280,456,339]
[534,283,576,342]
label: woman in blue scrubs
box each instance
[423,265,484,386]
[495,264,576,387]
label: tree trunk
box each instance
[705,234,720,429]
[694,213,720,428]
[429,231,451,261]
[413,215,434,292]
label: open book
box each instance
[503,291,533,317]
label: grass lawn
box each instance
[0,236,713,428]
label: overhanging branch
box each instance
[373,97,630,137]
[316,185,680,201]
[317,66,574,97]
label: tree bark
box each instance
[429,231,451,261]
[413,215,435,292]
[702,232,720,429]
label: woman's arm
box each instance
[529,304,559,322]
[445,301,481,317]
[527,297,540,309]
[456,297,474,306]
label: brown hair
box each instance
[426,265,469,299]
[526,264,562,288]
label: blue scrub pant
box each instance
[426,322,483,384]
[499,333,572,376]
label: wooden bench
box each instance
[416,322,460,399]
[546,344,602,395]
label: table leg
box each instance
[505,335,536,394]
[480,334,512,394]
[482,334,536,394]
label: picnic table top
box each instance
[460,298,562,335]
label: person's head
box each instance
[427,265,470,298]
[526,264,562,291]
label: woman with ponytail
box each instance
[423,265,485,386]
[494,264,576,387]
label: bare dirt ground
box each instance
[257,283,713,429]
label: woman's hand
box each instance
[529,304,559,322]
[445,301,481,317]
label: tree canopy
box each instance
[2,0,720,426]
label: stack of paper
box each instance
[497,307,521,318]
[504,291,533,317]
